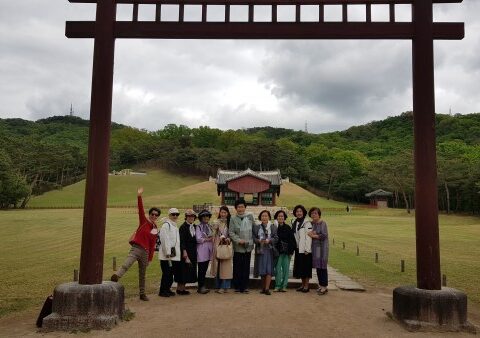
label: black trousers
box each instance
[197,261,209,289]
[233,252,252,291]
[160,260,174,293]
[316,268,328,287]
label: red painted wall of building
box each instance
[227,176,270,193]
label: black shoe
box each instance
[110,274,119,282]
[279,289,287,293]
[260,289,266,294]
[264,290,271,295]
[168,290,175,296]
[241,289,249,294]
[139,294,149,301]
[177,290,190,295]
[296,286,304,292]
[234,289,241,293]
[301,288,310,293]
[159,292,170,297]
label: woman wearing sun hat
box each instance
[196,209,214,294]
[158,207,181,297]
[176,209,198,295]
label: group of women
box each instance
[111,188,329,301]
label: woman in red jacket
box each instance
[111,187,160,301]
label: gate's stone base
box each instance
[390,285,476,333]
[42,281,124,332]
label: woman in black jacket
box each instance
[274,210,296,292]
[175,209,198,295]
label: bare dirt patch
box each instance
[1,287,478,338]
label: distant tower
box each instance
[449,106,452,115]
[304,120,308,133]
[70,103,74,117]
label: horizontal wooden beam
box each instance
[68,0,462,5]
[66,21,464,40]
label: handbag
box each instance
[216,243,233,260]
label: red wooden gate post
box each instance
[411,0,441,290]
[79,0,116,285]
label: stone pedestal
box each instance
[391,285,476,333]
[42,281,124,332]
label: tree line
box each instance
[1,112,479,213]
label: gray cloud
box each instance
[0,1,478,133]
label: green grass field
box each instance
[1,207,479,318]
[28,169,345,209]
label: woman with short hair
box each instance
[176,209,198,295]
[158,208,181,297]
[292,204,313,292]
[253,210,278,295]
[196,209,214,294]
[308,207,329,295]
[229,199,255,293]
[111,187,159,301]
[274,210,296,292]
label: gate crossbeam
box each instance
[66,21,463,40]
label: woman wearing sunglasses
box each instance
[111,187,160,301]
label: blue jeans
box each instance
[216,275,231,289]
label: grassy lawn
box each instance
[0,207,479,318]
[327,209,480,305]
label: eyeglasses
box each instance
[171,213,180,216]
[150,213,160,217]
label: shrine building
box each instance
[215,169,282,206]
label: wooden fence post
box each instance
[442,274,447,286]
[401,260,405,272]
[356,245,359,256]
[375,253,379,263]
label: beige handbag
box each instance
[216,243,233,260]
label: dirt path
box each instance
[1,287,478,338]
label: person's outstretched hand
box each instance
[137,187,144,196]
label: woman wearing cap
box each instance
[308,207,329,295]
[253,210,278,295]
[211,205,233,294]
[158,208,181,297]
[176,209,198,295]
[111,187,159,301]
[292,204,313,293]
[229,199,255,293]
[274,209,296,292]
[196,209,214,294]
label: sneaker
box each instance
[139,294,149,301]
[279,289,287,293]
[110,274,119,282]
[264,290,271,295]
[273,288,281,292]
[318,288,328,295]
[223,289,229,293]
[215,289,224,294]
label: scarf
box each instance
[187,222,195,237]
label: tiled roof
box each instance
[365,189,393,197]
[216,168,282,186]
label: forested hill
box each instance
[1,112,479,213]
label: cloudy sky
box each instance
[1,1,478,133]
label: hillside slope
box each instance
[29,170,345,209]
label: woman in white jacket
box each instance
[158,208,181,297]
[292,205,312,293]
